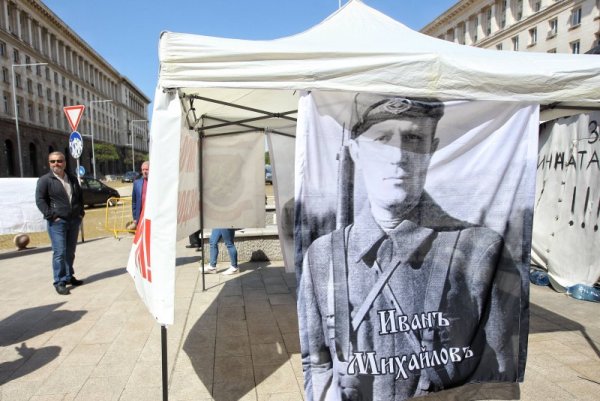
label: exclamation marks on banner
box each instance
[570,185,596,231]
[582,187,590,229]
[595,198,599,232]
[569,186,576,226]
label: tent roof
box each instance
[157,0,600,133]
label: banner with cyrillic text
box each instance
[532,111,600,288]
[296,91,537,401]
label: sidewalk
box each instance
[0,236,598,401]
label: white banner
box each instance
[296,92,537,400]
[176,124,200,241]
[127,88,180,325]
[0,178,45,234]
[202,132,265,229]
[532,112,600,288]
[267,132,296,273]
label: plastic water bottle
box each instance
[529,268,550,286]
[566,284,600,303]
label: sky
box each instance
[42,0,458,108]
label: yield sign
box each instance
[63,105,85,132]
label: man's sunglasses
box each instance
[49,159,64,164]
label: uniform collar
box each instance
[349,193,441,265]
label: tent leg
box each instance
[161,325,168,401]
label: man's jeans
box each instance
[47,217,81,286]
[209,229,237,267]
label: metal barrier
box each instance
[104,196,136,238]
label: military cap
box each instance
[351,96,444,139]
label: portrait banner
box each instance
[295,91,538,401]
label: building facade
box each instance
[0,0,150,178]
[421,0,600,54]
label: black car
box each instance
[121,171,140,183]
[80,177,120,207]
[265,164,273,184]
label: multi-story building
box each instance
[421,0,600,54]
[0,0,150,178]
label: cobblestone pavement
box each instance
[0,236,598,400]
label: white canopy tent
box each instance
[129,0,600,325]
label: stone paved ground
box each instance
[0,236,598,401]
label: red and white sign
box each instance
[63,105,85,132]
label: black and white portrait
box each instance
[296,92,537,401]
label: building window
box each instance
[547,48,556,53]
[532,0,541,12]
[15,73,21,89]
[27,102,34,120]
[36,65,41,76]
[512,36,519,51]
[458,23,466,45]
[548,18,558,38]
[2,67,9,83]
[27,79,33,94]
[496,43,503,50]
[54,72,58,84]
[529,28,537,45]
[45,67,50,80]
[571,8,582,27]
[3,93,9,113]
[571,40,580,54]
[500,0,507,28]
[38,105,44,123]
[486,8,492,35]
[46,88,52,100]
[4,140,16,176]
[515,0,523,21]
[13,49,19,63]
[0,41,5,57]
[29,143,39,176]
[25,56,31,69]
[37,83,43,96]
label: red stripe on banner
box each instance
[145,219,152,283]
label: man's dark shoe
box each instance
[55,284,70,295]
[69,277,84,286]
[186,244,200,249]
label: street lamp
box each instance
[88,99,112,179]
[11,62,48,177]
[129,119,148,172]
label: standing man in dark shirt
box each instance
[132,161,149,225]
[35,152,85,295]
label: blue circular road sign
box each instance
[78,165,86,176]
[69,131,83,159]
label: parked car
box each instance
[80,177,120,207]
[265,164,273,184]
[121,171,140,183]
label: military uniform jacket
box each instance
[298,193,521,401]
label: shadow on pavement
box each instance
[182,262,299,400]
[0,342,61,385]
[529,301,600,358]
[0,302,87,347]
[176,256,201,267]
[82,267,127,285]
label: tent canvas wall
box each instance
[126,0,600,397]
